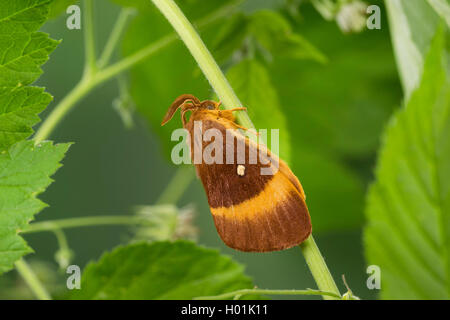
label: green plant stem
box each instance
[14,260,51,300]
[23,216,152,234]
[300,235,341,299]
[33,1,241,142]
[194,288,342,300]
[34,78,92,143]
[151,0,254,130]
[156,166,194,204]
[151,0,340,300]
[52,227,70,254]
[98,8,135,69]
[83,0,97,76]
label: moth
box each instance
[162,94,312,252]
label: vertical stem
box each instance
[83,0,97,76]
[151,0,254,130]
[14,260,51,300]
[156,166,194,204]
[150,0,341,299]
[300,235,341,300]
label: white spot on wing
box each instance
[237,165,245,176]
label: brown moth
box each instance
[162,94,312,252]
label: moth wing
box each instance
[210,162,311,252]
[189,117,311,252]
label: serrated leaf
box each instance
[68,241,257,300]
[227,59,291,163]
[364,27,450,299]
[0,31,59,87]
[0,140,70,274]
[0,0,70,275]
[0,0,59,87]
[0,0,50,33]
[48,0,77,19]
[0,86,51,151]
[0,0,59,151]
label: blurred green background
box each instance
[2,0,403,299]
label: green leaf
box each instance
[248,10,327,63]
[263,5,399,232]
[0,86,51,151]
[385,0,441,98]
[364,27,450,299]
[0,140,70,275]
[0,1,59,87]
[0,0,51,33]
[427,0,450,28]
[211,12,249,64]
[293,147,365,232]
[213,9,326,64]
[0,0,70,275]
[68,241,257,300]
[271,4,400,158]
[227,59,291,162]
[0,0,59,151]
[48,0,78,19]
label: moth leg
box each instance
[229,107,247,112]
[181,103,196,126]
[218,108,247,120]
[237,125,260,136]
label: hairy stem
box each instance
[151,0,340,300]
[194,288,342,300]
[14,260,51,300]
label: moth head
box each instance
[161,95,221,126]
[200,100,221,111]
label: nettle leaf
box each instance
[0,2,59,87]
[0,141,70,274]
[364,28,450,299]
[0,86,51,151]
[227,59,291,163]
[0,0,70,274]
[48,0,78,19]
[69,241,257,300]
[385,0,441,98]
[0,0,59,149]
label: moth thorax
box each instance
[237,165,245,176]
